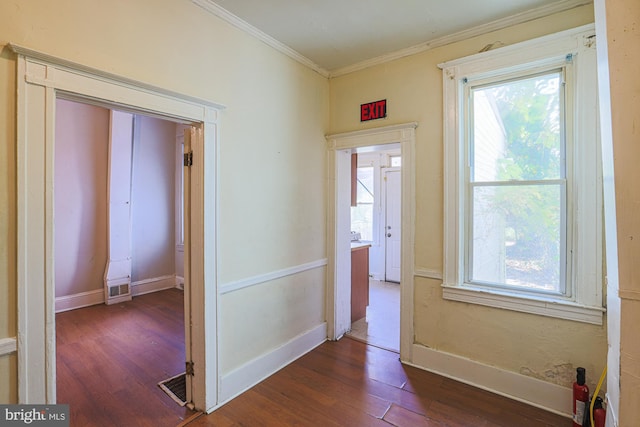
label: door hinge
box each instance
[184,151,193,167]
[186,361,195,376]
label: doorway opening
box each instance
[346,146,401,351]
[53,98,193,419]
[13,45,221,411]
[326,122,416,361]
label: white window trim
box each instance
[439,24,604,325]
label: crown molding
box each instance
[191,0,591,79]
[329,0,592,78]
[191,0,330,78]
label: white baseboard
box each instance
[409,343,572,418]
[55,275,179,312]
[55,289,104,313]
[218,322,327,404]
[131,275,177,296]
[413,267,444,280]
[0,337,17,356]
[176,275,184,289]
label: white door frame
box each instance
[326,122,417,361]
[11,44,222,411]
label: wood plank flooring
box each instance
[57,288,569,426]
[56,288,196,427]
[189,338,569,427]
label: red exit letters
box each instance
[360,99,387,122]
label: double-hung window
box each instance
[440,25,604,324]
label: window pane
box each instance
[351,204,372,241]
[390,155,402,167]
[472,71,562,182]
[351,167,374,241]
[470,184,562,293]
[356,167,374,204]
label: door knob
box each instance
[387,233,392,237]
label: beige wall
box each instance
[0,0,328,400]
[54,102,179,296]
[131,115,177,282]
[329,4,608,390]
[602,0,640,424]
[220,268,325,372]
[0,43,17,402]
[54,99,110,297]
[0,355,17,403]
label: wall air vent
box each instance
[109,283,130,298]
[105,278,132,305]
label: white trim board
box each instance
[131,275,178,296]
[326,122,416,364]
[8,45,224,112]
[442,285,605,325]
[54,276,181,313]
[0,337,17,356]
[414,267,443,281]
[220,259,328,295]
[217,323,327,407]
[55,289,104,313]
[410,343,572,418]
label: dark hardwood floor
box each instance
[188,338,569,427]
[57,288,569,426]
[56,288,196,427]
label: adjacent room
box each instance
[347,147,402,352]
[54,98,194,424]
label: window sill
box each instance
[441,284,604,325]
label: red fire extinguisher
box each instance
[573,367,589,427]
[593,396,606,427]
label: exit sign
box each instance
[360,99,387,122]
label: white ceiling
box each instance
[197,0,590,75]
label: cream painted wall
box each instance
[0,46,17,404]
[329,4,608,391]
[55,99,110,297]
[220,268,325,373]
[217,63,328,283]
[131,115,176,282]
[0,355,17,403]
[0,0,328,399]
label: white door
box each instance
[385,169,401,282]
